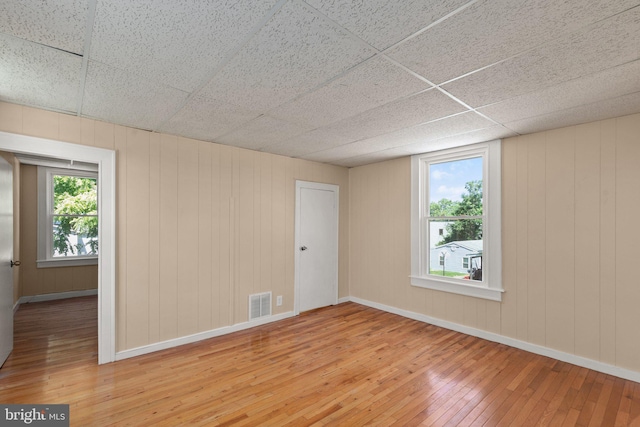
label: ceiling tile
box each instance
[398,125,517,155]
[90,0,280,92]
[267,55,431,127]
[319,89,468,142]
[303,0,471,50]
[302,111,497,162]
[332,148,412,168]
[263,128,354,158]
[197,1,375,113]
[0,0,88,54]
[0,34,82,112]
[504,91,640,135]
[159,94,262,142]
[442,8,640,108]
[388,0,640,84]
[215,115,315,151]
[478,60,640,123]
[82,60,189,130]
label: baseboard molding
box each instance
[337,297,350,304]
[347,296,640,384]
[16,289,98,307]
[116,311,296,361]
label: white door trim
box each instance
[0,131,116,364]
[294,180,339,315]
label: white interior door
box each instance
[0,155,13,367]
[295,181,338,313]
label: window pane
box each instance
[428,219,482,281]
[53,175,97,214]
[429,157,483,216]
[53,215,98,257]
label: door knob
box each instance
[300,246,308,251]
[10,260,21,267]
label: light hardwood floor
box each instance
[1,297,639,426]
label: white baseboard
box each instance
[15,289,98,308]
[337,297,350,304]
[116,311,296,361]
[347,296,640,384]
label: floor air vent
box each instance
[249,292,272,321]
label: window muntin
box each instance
[410,141,503,301]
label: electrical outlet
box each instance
[276,295,283,306]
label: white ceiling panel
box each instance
[90,0,280,92]
[0,34,82,112]
[267,55,430,127]
[215,115,315,151]
[505,91,640,135]
[0,0,88,54]
[263,128,354,158]
[303,0,471,50]
[443,7,640,108]
[3,1,640,167]
[82,61,189,131]
[387,0,640,85]
[160,94,262,143]
[197,1,374,113]
[319,89,468,142]
[479,60,640,124]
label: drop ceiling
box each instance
[1,0,639,167]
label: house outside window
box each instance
[37,166,98,268]
[410,141,503,301]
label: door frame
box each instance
[294,180,339,315]
[0,131,116,364]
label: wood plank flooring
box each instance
[1,297,639,426]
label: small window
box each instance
[410,141,503,301]
[38,167,98,267]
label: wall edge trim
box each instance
[115,311,296,361]
[347,296,640,384]
[16,289,98,307]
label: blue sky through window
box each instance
[429,156,482,203]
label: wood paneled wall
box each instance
[0,102,349,352]
[349,112,640,373]
[18,164,98,297]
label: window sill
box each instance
[410,275,504,302]
[37,257,98,268]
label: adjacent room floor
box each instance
[1,297,639,426]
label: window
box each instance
[410,140,503,301]
[37,167,98,267]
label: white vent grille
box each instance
[249,292,272,321]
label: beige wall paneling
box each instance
[237,149,254,323]
[271,155,287,312]
[515,137,529,341]
[58,114,83,145]
[197,141,213,332]
[502,138,518,339]
[0,102,23,134]
[260,153,273,305]
[148,133,161,344]
[574,121,601,361]
[209,144,222,329]
[284,158,295,313]
[526,134,547,346]
[599,118,616,366]
[115,125,128,351]
[217,145,234,328]
[545,127,576,354]
[158,135,179,342]
[125,128,151,349]
[22,106,59,140]
[94,120,115,150]
[615,114,640,372]
[177,137,200,337]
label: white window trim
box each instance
[37,166,99,268]
[410,140,503,302]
